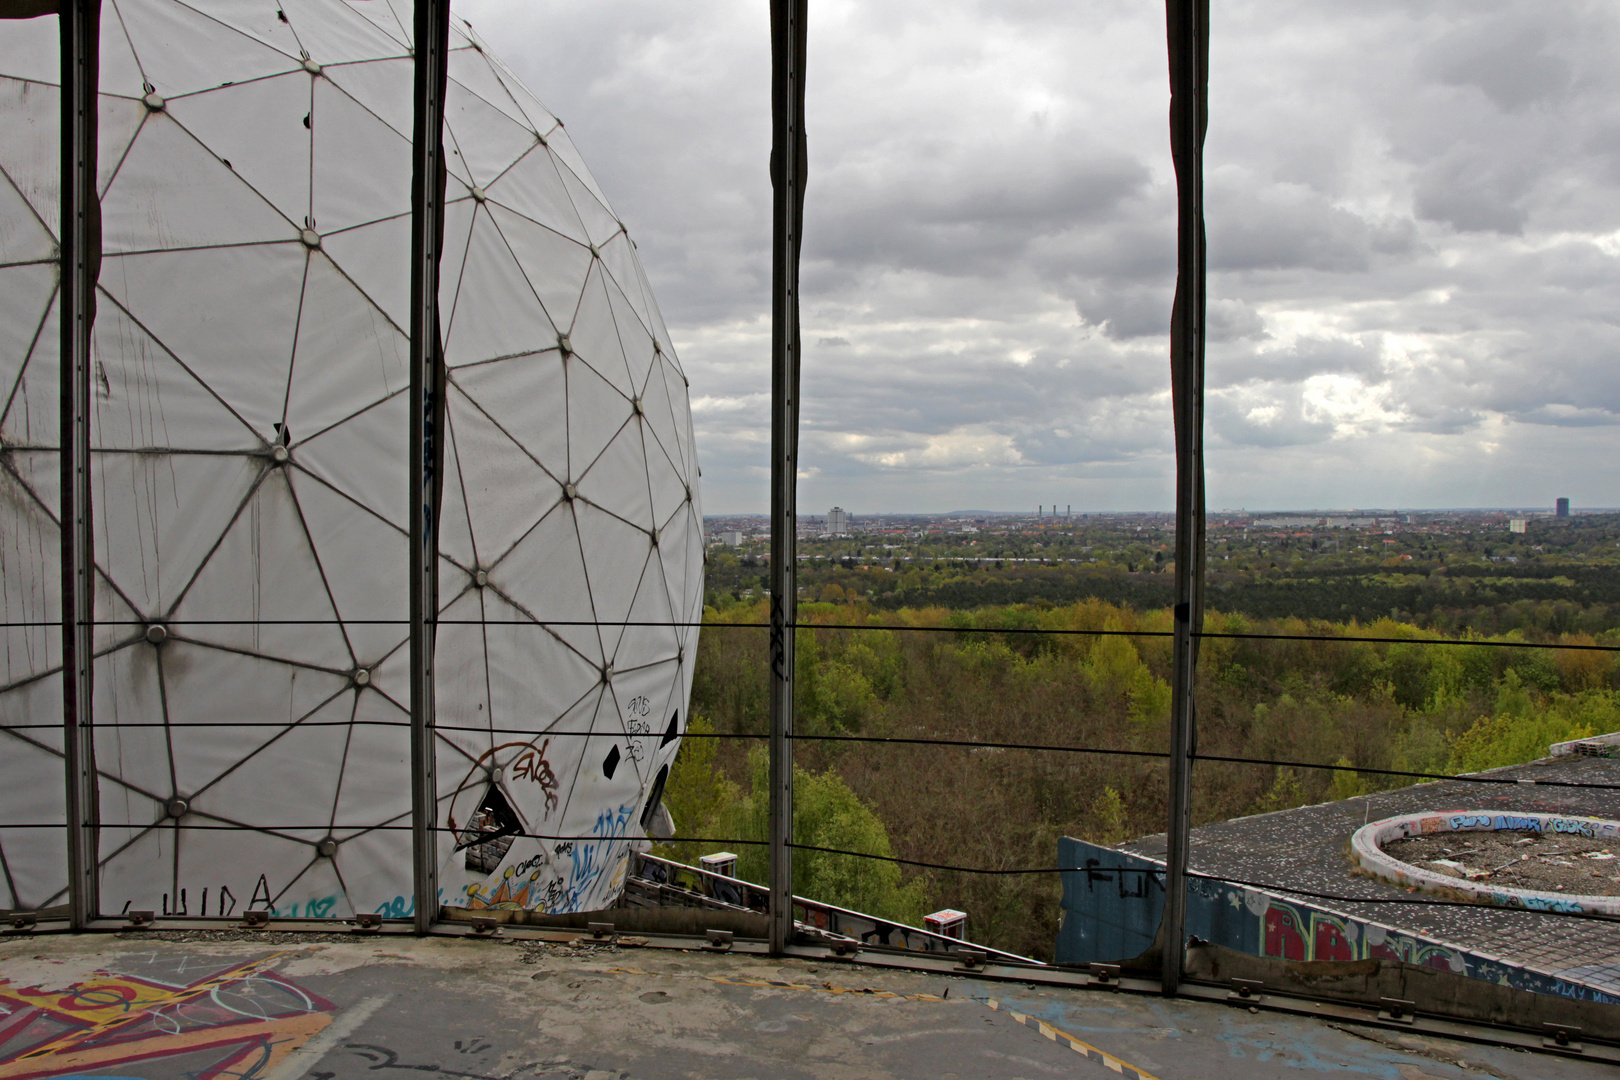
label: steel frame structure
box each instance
[38,0,1221,995]
[59,0,101,932]
[767,0,808,958]
[31,0,1620,1053]
[408,0,451,938]
[50,0,458,933]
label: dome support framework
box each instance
[406,0,450,938]
[12,0,704,933]
[60,0,101,932]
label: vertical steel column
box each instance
[60,0,101,930]
[409,0,450,934]
[1162,0,1209,995]
[768,0,808,956]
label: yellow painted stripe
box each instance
[986,999,1162,1080]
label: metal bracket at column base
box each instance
[1227,978,1264,1004]
[1378,997,1416,1024]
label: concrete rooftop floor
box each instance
[0,931,1611,1080]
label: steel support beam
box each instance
[409,0,450,935]
[60,0,101,930]
[1162,0,1209,995]
[768,0,807,956]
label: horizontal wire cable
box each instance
[7,722,1616,789]
[1191,752,1620,790]
[787,732,1167,759]
[9,618,1619,651]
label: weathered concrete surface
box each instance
[1127,754,1620,994]
[0,931,1610,1080]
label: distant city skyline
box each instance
[464,0,1620,515]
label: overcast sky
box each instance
[457,0,1620,515]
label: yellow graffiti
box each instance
[0,952,333,1080]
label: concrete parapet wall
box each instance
[1055,837,1619,1004]
[1351,811,1620,916]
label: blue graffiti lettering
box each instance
[1492,815,1542,832]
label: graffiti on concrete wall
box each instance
[1056,836,1620,1005]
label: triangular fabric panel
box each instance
[292,390,408,530]
[281,0,410,67]
[567,263,635,399]
[288,468,407,667]
[437,411,478,570]
[100,245,306,442]
[92,300,261,452]
[164,72,312,228]
[449,350,569,483]
[312,75,413,234]
[284,250,408,438]
[115,0,301,98]
[574,502,654,665]
[487,203,593,332]
[546,127,615,221]
[444,76,541,190]
[576,422,654,532]
[483,143,588,245]
[554,152,624,250]
[1,294,58,449]
[565,351,633,482]
[321,212,411,332]
[448,383,563,567]
[447,46,533,133]
[168,467,353,668]
[0,181,55,267]
[102,111,297,252]
[486,504,602,669]
[444,206,557,368]
[0,264,55,408]
[320,55,414,141]
[94,451,263,619]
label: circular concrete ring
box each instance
[1351,810,1620,916]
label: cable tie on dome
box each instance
[557,333,571,356]
[650,527,660,547]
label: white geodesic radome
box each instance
[0,0,703,920]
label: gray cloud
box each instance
[460,0,1620,512]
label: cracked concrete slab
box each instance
[0,932,1609,1080]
